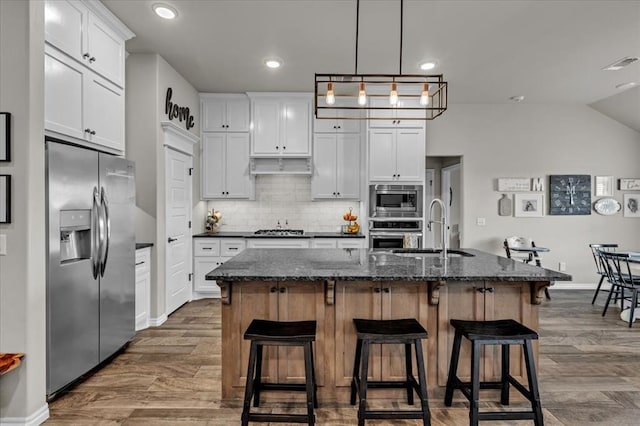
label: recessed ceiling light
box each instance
[419,61,437,71]
[509,95,525,103]
[153,3,177,20]
[615,81,638,90]
[264,59,282,69]
[603,56,638,71]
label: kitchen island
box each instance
[206,248,571,401]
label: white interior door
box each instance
[165,147,192,315]
[442,163,462,249]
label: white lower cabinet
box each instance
[246,239,311,249]
[311,238,366,249]
[194,238,246,296]
[135,247,151,331]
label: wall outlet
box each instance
[0,234,6,255]
[476,217,486,226]
[559,261,566,272]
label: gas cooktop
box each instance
[253,229,305,236]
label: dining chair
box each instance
[504,236,550,299]
[588,244,618,305]
[600,252,640,328]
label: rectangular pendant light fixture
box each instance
[314,0,448,121]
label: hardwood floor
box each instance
[46,290,640,425]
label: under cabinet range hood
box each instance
[249,157,312,175]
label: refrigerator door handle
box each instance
[99,187,111,277]
[91,187,100,279]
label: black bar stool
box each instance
[444,319,543,426]
[241,319,317,426]
[350,318,431,426]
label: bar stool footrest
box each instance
[477,411,536,421]
[247,413,314,423]
[257,383,309,392]
[364,378,421,390]
[363,410,427,420]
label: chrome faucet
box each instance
[428,198,448,260]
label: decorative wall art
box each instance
[0,175,10,223]
[619,178,640,191]
[0,112,10,162]
[623,194,640,218]
[497,178,530,192]
[593,198,621,216]
[514,193,544,217]
[498,194,512,216]
[549,174,591,215]
[594,176,614,197]
[531,177,544,192]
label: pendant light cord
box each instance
[355,0,360,74]
[399,0,403,75]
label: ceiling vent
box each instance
[603,57,639,71]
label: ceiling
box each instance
[103,0,640,131]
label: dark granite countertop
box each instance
[205,248,572,283]
[193,231,364,239]
[136,243,153,250]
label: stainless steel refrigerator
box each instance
[46,140,135,397]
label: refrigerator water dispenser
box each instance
[60,210,91,263]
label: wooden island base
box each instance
[220,279,549,401]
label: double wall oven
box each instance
[368,184,424,250]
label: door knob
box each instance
[168,237,177,243]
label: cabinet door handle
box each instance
[168,237,177,243]
[85,128,92,133]
[373,287,381,293]
[90,130,96,135]
[202,247,212,250]
[396,174,400,179]
[135,261,145,266]
[485,287,495,293]
[383,288,390,293]
[279,287,286,293]
[270,287,277,293]
[476,287,486,293]
[276,146,279,150]
[337,192,341,196]
[229,247,238,251]
[83,53,90,59]
[282,146,286,150]
[89,57,96,63]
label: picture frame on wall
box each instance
[623,194,640,218]
[619,178,640,191]
[594,176,614,197]
[0,174,10,224]
[0,112,10,162]
[514,193,544,218]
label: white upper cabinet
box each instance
[45,0,129,88]
[369,128,424,182]
[367,97,425,129]
[312,134,360,199]
[313,98,362,133]
[44,0,132,154]
[249,94,312,156]
[45,46,124,153]
[201,132,252,199]
[201,95,250,132]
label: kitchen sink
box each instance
[254,229,304,236]
[390,249,475,258]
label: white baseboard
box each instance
[192,291,220,300]
[149,314,167,327]
[0,403,49,425]
[552,282,606,291]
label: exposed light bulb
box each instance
[420,83,429,106]
[357,82,367,106]
[326,82,335,105]
[389,83,398,106]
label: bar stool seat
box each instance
[350,318,431,426]
[241,319,317,426]
[444,319,543,426]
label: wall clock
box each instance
[549,174,591,215]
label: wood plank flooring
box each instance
[46,290,640,425]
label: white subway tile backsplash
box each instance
[207,175,361,232]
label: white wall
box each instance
[208,175,360,232]
[426,104,640,284]
[125,53,203,321]
[0,0,48,423]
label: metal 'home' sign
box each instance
[165,88,195,130]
